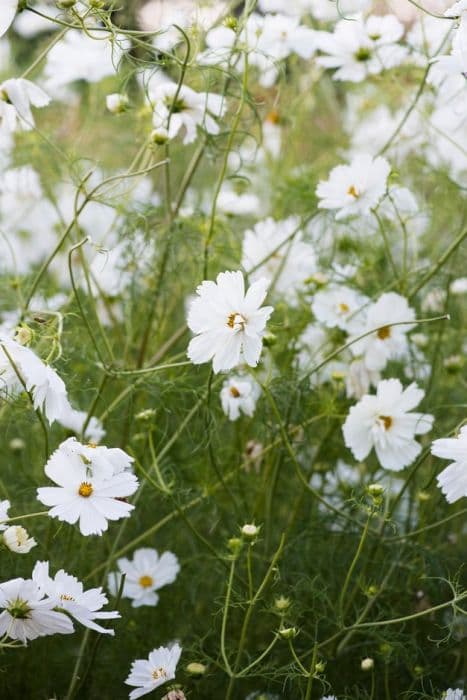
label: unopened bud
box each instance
[361,657,374,671]
[241,523,260,540]
[227,537,242,556]
[279,626,297,639]
[106,93,129,114]
[367,483,384,498]
[274,595,291,612]
[224,16,238,30]
[135,409,157,422]
[14,325,33,346]
[9,438,25,452]
[151,127,169,145]
[185,662,206,677]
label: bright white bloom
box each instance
[150,81,226,145]
[343,379,434,471]
[220,375,260,421]
[187,271,273,373]
[33,561,119,635]
[0,0,18,38]
[3,526,36,554]
[37,437,138,536]
[0,577,73,643]
[242,217,316,306]
[0,78,50,131]
[0,337,68,424]
[349,292,416,372]
[432,426,467,503]
[316,14,407,82]
[311,285,369,333]
[108,548,180,608]
[125,643,182,699]
[316,154,390,220]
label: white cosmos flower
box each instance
[36,437,138,536]
[0,78,50,131]
[32,561,120,635]
[432,20,467,79]
[241,217,316,306]
[150,81,226,145]
[432,425,467,503]
[0,337,69,424]
[311,285,369,333]
[220,375,261,421]
[125,643,182,699]
[0,577,74,643]
[316,154,390,221]
[0,0,18,38]
[343,379,434,471]
[349,292,416,372]
[187,271,273,373]
[316,14,407,82]
[3,526,36,554]
[108,547,180,608]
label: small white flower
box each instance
[241,217,316,306]
[108,548,180,608]
[3,526,36,554]
[125,643,182,699]
[0,577,74,643]
[0,0,18,38]
[187,271,273,373]
[0,500,10,530]
[343,379,434,471]
[316,154,390,221]
[432,426,467,503]
[0,78,50,131]
[32,561,120,635]
[349,292,416,372]
[150,81,226,145]
[311,285,369,333]
[450,277,467,294]
[221,375,260,421]
[36,437,138,536]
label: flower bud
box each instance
[223,16,238,30]
[9,438,25,452]
[279,627,297,639]
[262,332,277,348]
[361,657,374,671]
[162,690,186,700]
[3,526,36,553]
[151,127,169,145]
[227,537,242,556]
[135,409,157,422]
[274,595,291,612]
[185,662,206,677]
[314,660,326,673]
[106,93,129,114]
[56,0,77,7]
[367,483,384,497]
[14,325,33,346]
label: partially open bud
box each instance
[361,657,374,671]
[224,16,238,30]
[3,526,36,553]
[106,93,129,114]
[274,595,291,613]
[241,523,260,540]
[14,324,33,346]
[9,438,25,452]
[151,127,169,145]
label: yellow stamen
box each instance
[152,667,168,680]
[78,482,93,498]
[338,302,350,313]
[138,575,154,588]
[230,386,241,398]
[347,185,359,198]
[377,326,391,340]
[379,415,393,430]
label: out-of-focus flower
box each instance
[0,78,50,131]
[432,426,467,503]
[108,548,180,608]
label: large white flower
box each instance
[187,271,273,373]
[0,336,69,424]
[0,577,74,643]
[0,78,50,131]
[432,425,467,503]
[36,437,138,536]
[316,154,390,221]
[343,379,434,471]
[220,375,260,421]
[108,548,180,608]
[0,0,18,38]
[241,217,316,306]
[316,14,407,82]
[32,561,120,634]
[349,292,416,372]
[150,80,226,145]
[125,643,182,699]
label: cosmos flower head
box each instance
[187,271,273,373]
[432,426,467,503]
[125,643,182,699]
[108,548,180,608]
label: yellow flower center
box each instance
[227,312,246,330]
[229,386,241,398]
[347,185,360,198]
[78,482,93,498]
[377,326,391,340]
[152,667,168,680]
[379,415,393,430]
[338,302,350,314]
[138,575,154,588]
[60,593,75,601]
